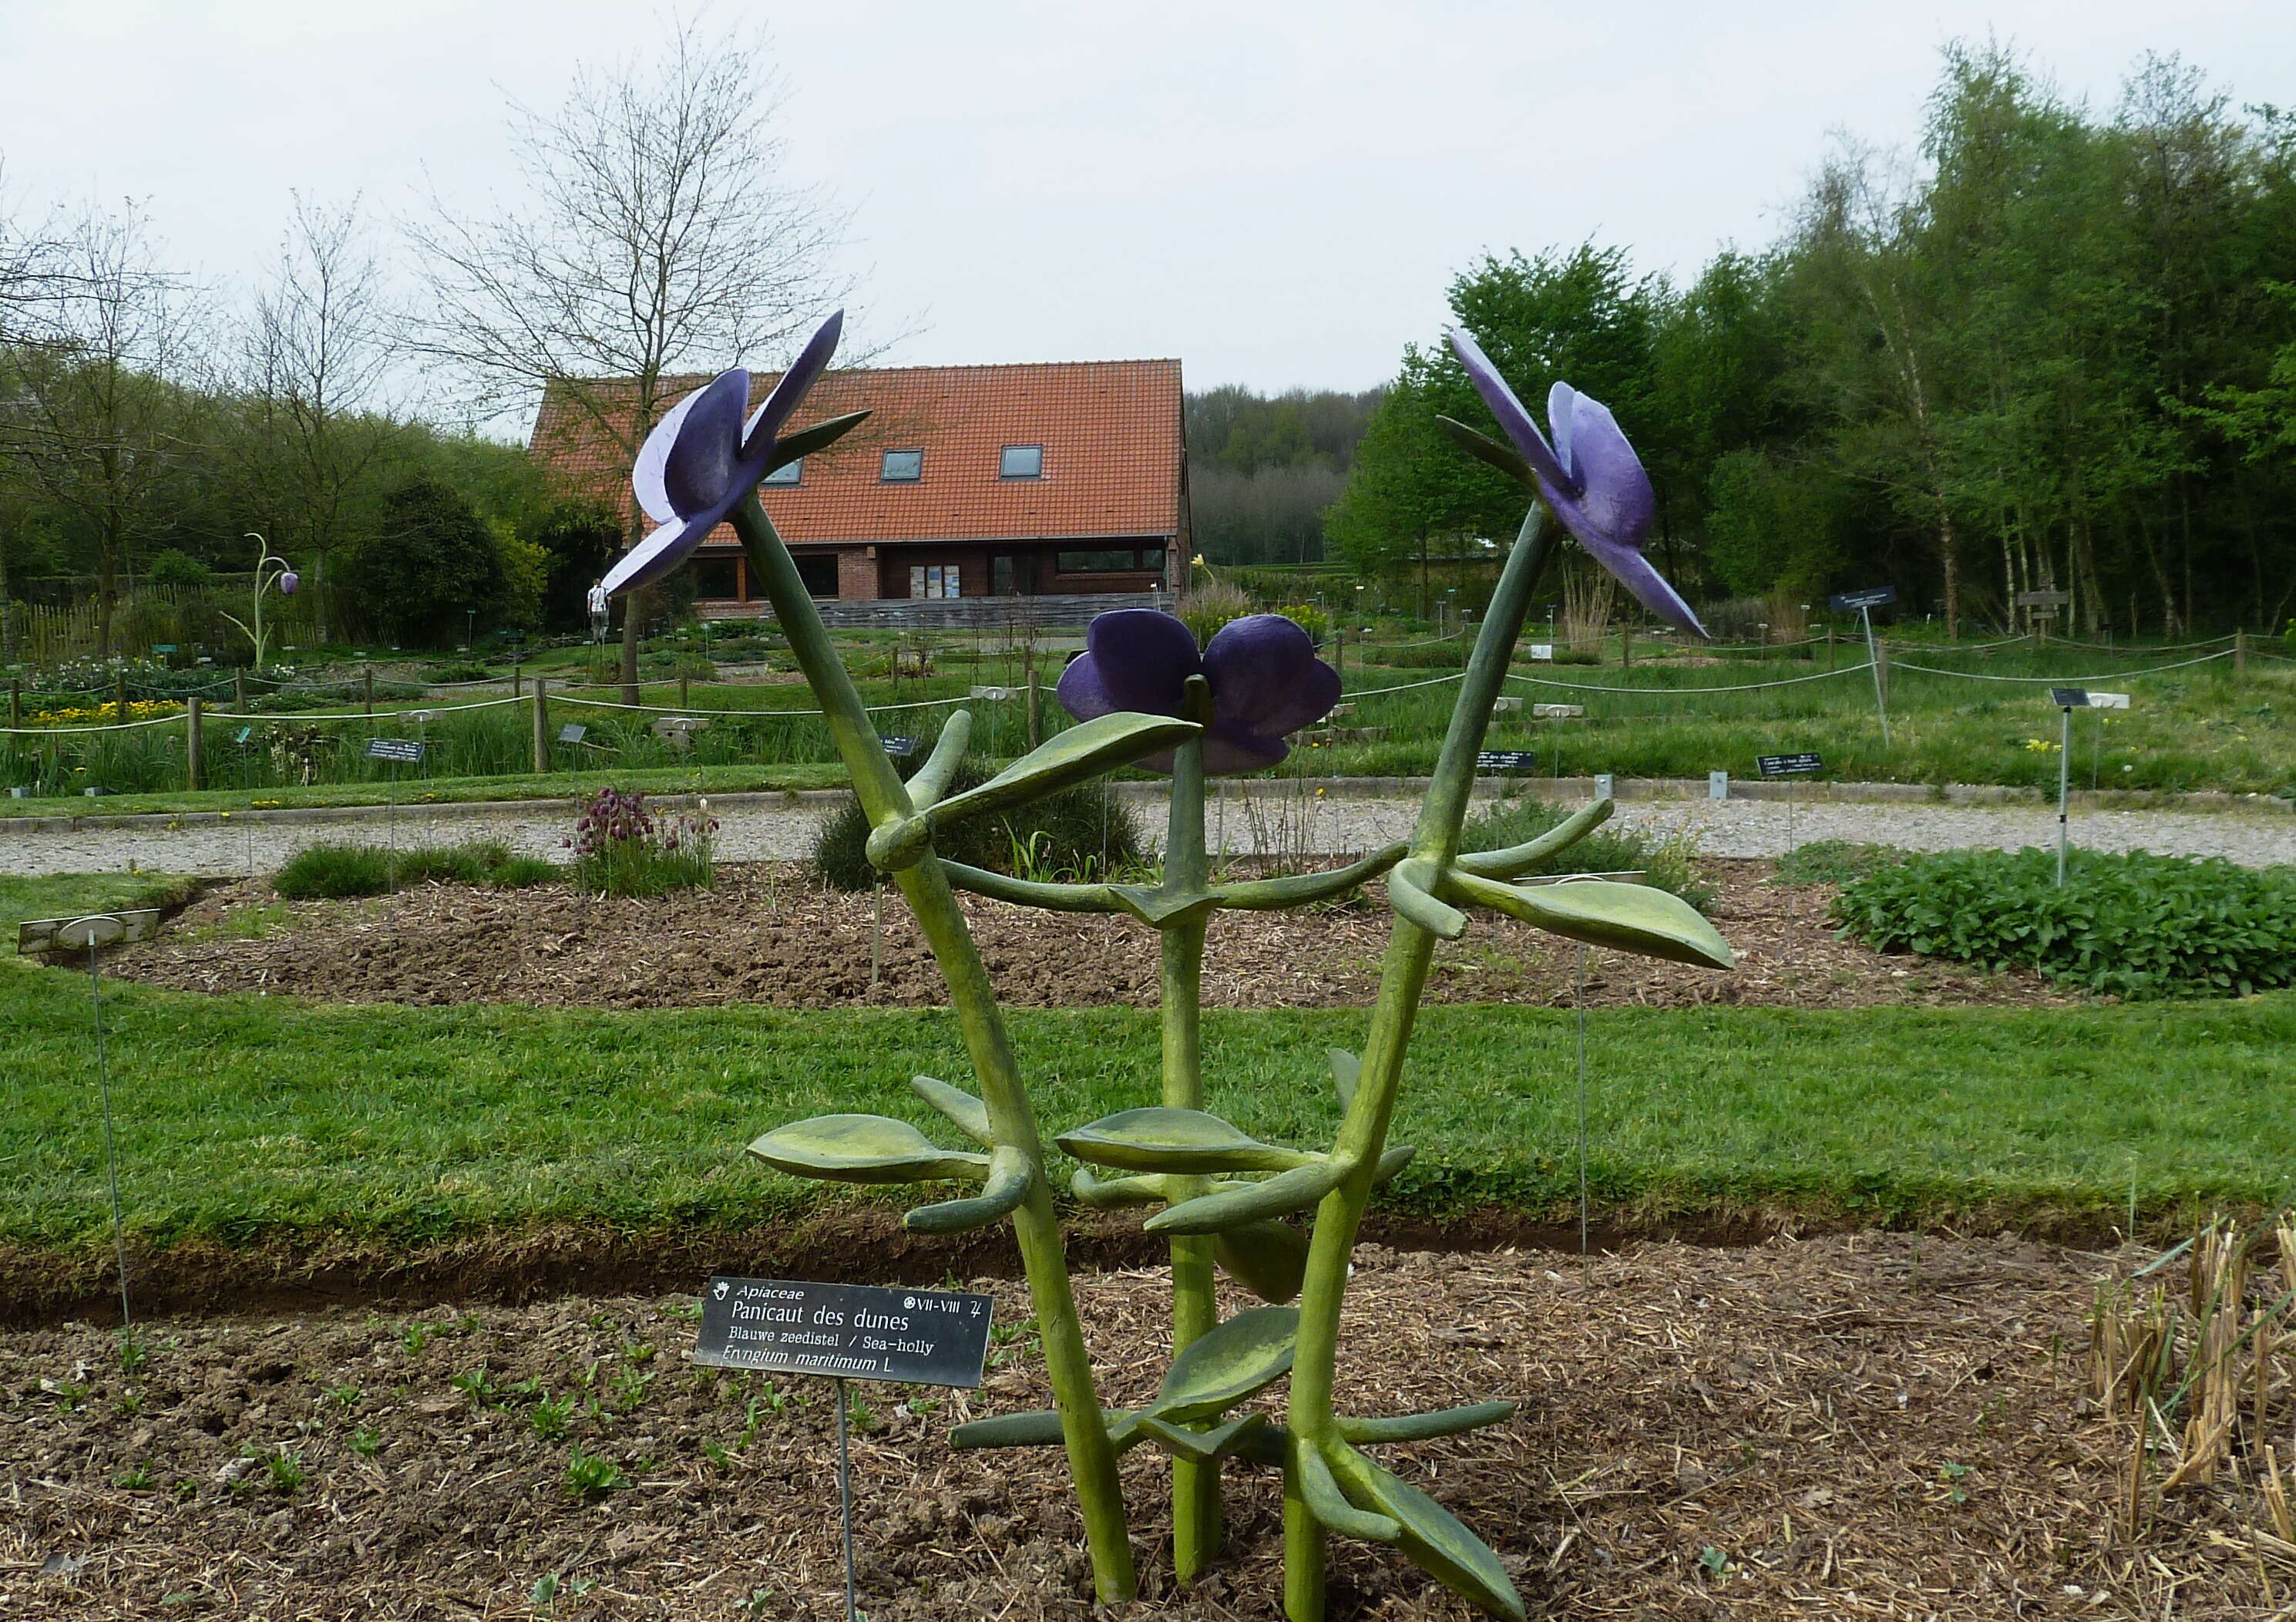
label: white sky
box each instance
[3,0,2290,411]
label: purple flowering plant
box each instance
[1055,608,1341,775]
[566,786,717,897]
[1442,327,1706,638]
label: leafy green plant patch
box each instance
[1831,846,2296,998]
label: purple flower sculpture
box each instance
[1447,327,1706,637]
[1057,609,1340,775]
[601,310,848,597]
[277,570,298,597]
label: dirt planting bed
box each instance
[106,861,2064,1013]
[1,1233,2275,1620]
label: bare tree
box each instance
[236,193,402,637]
[405,18,856,699]
[2,201,197,655]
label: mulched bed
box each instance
[2,1233,2278,1619]
[106,861,2065,1013]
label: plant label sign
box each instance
[1756,752,1823,778]
[1474,749,1537,774]
[1527,644,1555,661]
[365,739,425,764]
[2088,692,2131,709]
[881,735,918,759]
[1829,587,1896,612]
[692,1277,993,1388]
[2050,688,2090,709]
[556,723,588,745]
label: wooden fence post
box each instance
[115,671,129,719]
[532,678,550,774]
[513,659,523,699]
[2234,629,2247,673]
[186,696,203,790]
[1620,624,1632,668]
[234,668,247,711]
[364,666,375,716]
[1827,627,1837,670]
[7,678,18,729]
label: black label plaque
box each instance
[1829,586,1896,611]
[365,738,425,763]
[1756,752,1823,778]
[693,1277,993,1388]
[881,735,918,759]
[1475,749,1537,773]
[2050,688,2089,708]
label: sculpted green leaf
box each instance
[1388,857,1469,940]
[1449,871,1733,967]
[1212,843,1408,912]
[1329,1048,1360,1111]
[1057,1107,1319,1175]
[1435,414,1538,488]
[929,711,1200,828]
[1293,1436,1402,1543]
[1135,1410,1271,1463]
[764,409,871,473]
[1069,1168,1172,1207]
[1106,884,1221,929]
[910,1074,993,1146]
[904,1144,1034,1233]
[903,710,974,810]
[1145,1159,1346,1234]
[1337,1401,1517,1445]
[1213,1220,1310,1305]
[1454,796,1615,879]
[1148,1304,1299,1422]
[745,1115,988,1184]
[1328,1448,1527,1621]
[951,1408,1141,1451]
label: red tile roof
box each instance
[529,358,1184,547]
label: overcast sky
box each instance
[2,0,2289,412]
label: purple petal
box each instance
[1200,729,1290,775]
[661,370,750,517]
[743,311,844,457]
[1054,653,1120,723]
[1062,610,1200,719]
[1553,390,1655,555]
[1546,381,1577,475]
[1202,614,1340,742]
[1577,530,1707,636]
[633,382,710,524]
[601,511,715,597]
[1448,328,1575,496]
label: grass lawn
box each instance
[5,958,2289,1254]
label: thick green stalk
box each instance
[1161,730,1221,1579]
[1281,507,1553,1622]
[731,496,1137,1602]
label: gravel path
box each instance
[2,786,2289,878]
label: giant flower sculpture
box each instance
[1056,608,1340,774]
[1445,328,1706,638]
[600,311,861,597]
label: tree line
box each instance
[1184,384,1379,567]
[1331,45,2296,637]
[0,19,845,677]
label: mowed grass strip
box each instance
[3,964,2290,1250]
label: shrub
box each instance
[1457,792,1712,908]
[1773,840,1902,887]
[1831,846,2296,998]
[1177,581,1255,648]
[811,763,1146,892]
[275,843,397,900]
[276,840,559,900]
[568,787,717,897]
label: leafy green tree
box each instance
[338,474,508,646]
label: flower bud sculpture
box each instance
[651,308,1734,1619]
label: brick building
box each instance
[529,357,1188,616]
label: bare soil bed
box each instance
[1,1233,2274,1620]
[107,861,2064,1013]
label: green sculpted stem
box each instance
[1161,729,1221,1579]
[731,496,1137,1603]
[1282,507,1553,1621]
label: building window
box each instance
[880,449,923,482]
[764,458,802,486]
[908,563,961,599]
[999,444,1043,480]
[690,553,741,600]
[1057,546,1163,575]
[794,554,838,597]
